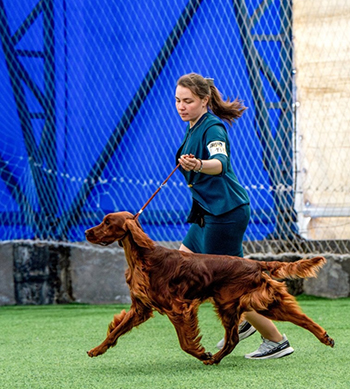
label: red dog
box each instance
[85,211,334,365]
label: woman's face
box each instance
[175,85,209,127]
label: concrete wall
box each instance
[0,241,130,305]
[70,244,131,304]
[0,242,15,305]
[1,241,350,305]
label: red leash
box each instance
[134,163,180,220]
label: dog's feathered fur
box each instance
[85,211,334,364]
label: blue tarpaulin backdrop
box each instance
[0,0,296,242]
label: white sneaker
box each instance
[216,321,257,350]
[245,334,294,359]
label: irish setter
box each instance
[85,211,334,365]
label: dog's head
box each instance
[85,211,136,246]
[85,211,151,248]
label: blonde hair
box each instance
[177,72,247,126]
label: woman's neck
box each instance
[190,111,208,129]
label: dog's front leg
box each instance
[206,303,242,365]
[87,306,152,357]
[208,324,240,365]
[167,304,213,363]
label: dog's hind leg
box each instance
[167,303,213,363]
[107,309,127,335]
[258,290,335,348]
[87,304,153,357]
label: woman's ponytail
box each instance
[177,73,247,126]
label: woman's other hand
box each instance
[178,154,199,171]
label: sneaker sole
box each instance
[239,326,257,342]
[245,346,294,360]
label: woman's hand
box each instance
[178,154,223,175]
[178,154,200,171]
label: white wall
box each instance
[294,0,350,239]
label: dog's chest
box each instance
[127,267,153,305]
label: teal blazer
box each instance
[176,112,249,216]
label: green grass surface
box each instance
[0,296,349,388]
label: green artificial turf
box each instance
[0,296,349,389]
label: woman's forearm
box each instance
[178,154,222,175]
[195,158,222,175]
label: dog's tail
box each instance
[259,256,326,280]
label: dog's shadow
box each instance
[85,337,265,375]
[86,354,244,375]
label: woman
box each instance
[175,72,294,359]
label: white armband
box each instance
[207,141,228,157]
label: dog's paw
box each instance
[324,333,335,348]
[201,352,216,365]
[87,346,106,358]
[87,348,98,358]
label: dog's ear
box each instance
[124,219,154,249]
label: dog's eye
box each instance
[105,219,110,226]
